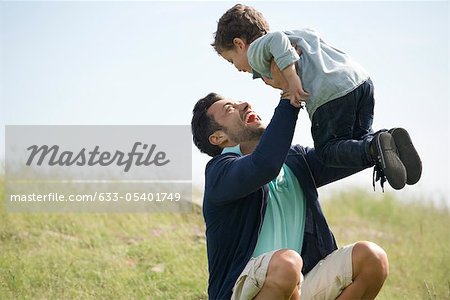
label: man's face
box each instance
[220,46,252,73]
[207,99,265,146]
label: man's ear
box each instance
[232,38,247,50]
[208,130,228,146]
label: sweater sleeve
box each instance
[205,100,300,205]
[248,31,300,79]
[302,146,366,188]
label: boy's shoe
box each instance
[388,128,422,185]
[370,132,407,190]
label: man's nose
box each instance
[235,101,250,111]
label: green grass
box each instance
[323,190,450,300]
[0,181,208,299]
[1,179,449,299]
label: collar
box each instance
[221,144,243,155]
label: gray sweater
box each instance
[247,28,369,119]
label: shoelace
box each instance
[372,164,386,192]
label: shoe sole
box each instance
[376,132,407,190]
[389,128,422,185]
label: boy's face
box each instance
[220,38,252,73]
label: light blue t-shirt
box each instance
[221,145,306,258]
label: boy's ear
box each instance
[232,38,247,50]
[209,130,228,146]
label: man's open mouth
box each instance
[243,111,259,125]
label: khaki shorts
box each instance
[231,244,355,300]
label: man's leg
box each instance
[300,241,388,300]
[254,249,303,300]
[231,249,302,300]
[338,241,389,299]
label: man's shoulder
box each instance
[206,152,241,170]
[204,152,242,191]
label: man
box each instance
[191,66,389,299]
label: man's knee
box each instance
[353,241,389,280]
[265,249,303,292]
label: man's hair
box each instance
[212,4,269,53]
[191,93,224,157]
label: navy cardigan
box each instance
[203,100,363,299]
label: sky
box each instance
[1,1,449,206]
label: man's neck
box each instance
[239,140,259,155]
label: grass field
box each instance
[322,190,450,300]
[1,180,449,299]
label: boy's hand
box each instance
[282,64,309,108]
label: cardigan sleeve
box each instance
[205,100,300,205]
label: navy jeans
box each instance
[311,79,375,168]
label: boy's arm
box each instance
[248,32,308,106]
[281,64,309,107]
[261,59,289,90]
[248,31,298,76]
[262,60,308,107]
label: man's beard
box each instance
[223,124,265,144]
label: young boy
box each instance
[211,3,422,190]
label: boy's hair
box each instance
[212,4,269,54]
[191,93,224,157]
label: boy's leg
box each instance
[354,80,421,187]
[301,241,388,300]
[370,131,407,190]
[231,249,302,300]
[311,80,375,168]
[353,79,375,141]
[312,79,407,189]
[388,128,422,185]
